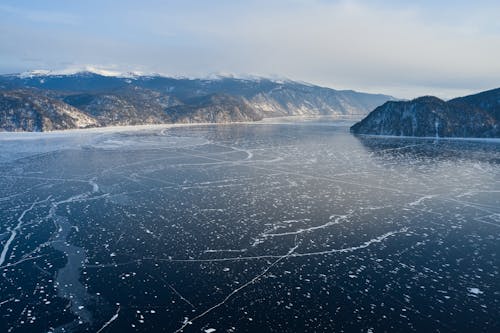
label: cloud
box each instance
[155,0,500,98]
[1,0,500,98]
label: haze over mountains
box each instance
[0,71,393,132]
[351,88,500,138]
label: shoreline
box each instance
[354,133,500,143]
[0,115,358,139]
[1,118,499,144]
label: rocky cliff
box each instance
[351,88,500,138]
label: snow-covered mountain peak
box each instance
[18,66,144,79]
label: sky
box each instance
[1,0,500,99]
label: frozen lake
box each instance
[0,119,499,332]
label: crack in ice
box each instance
[96,305,120,333]
[85,229,406,269]
[173,243,299,333]
[0,196,51,266]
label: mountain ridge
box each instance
[0,71,394,131]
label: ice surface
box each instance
[0,121,499,332]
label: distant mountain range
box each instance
[351,88,500,138]
[0,71,393,131]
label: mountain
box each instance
[165,94,263,123]
[0,71,394,131]
[62,86,181,126]
[350,88,500,138]
[0,89,97,131]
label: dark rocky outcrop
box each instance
[351,88,500,138]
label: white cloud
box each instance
[1,0,500,99]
